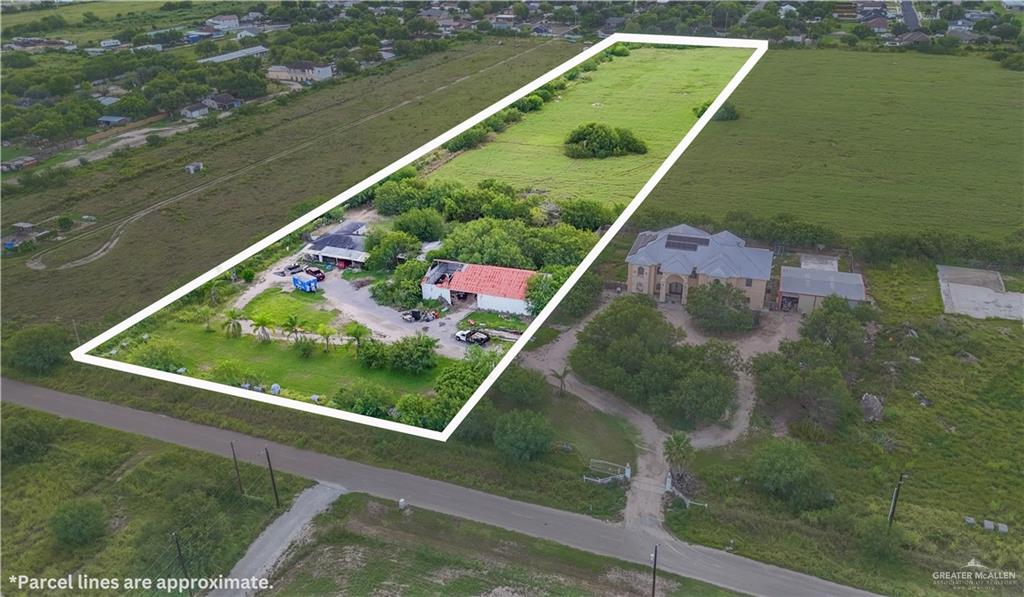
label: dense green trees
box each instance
[358,334,438,374]
[392,207,445,241]
[564,122,648,159]
[436,218,595,270]
[570,295,738,425]
[1,418,52,464]
[558,198,616,231]
[493,365,550,408]
[370,260,430,309]
[752,339,849,431]
[800,295,874,361]
[364,230,420,271]
[686,281,758,333]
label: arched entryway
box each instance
[660,274,687,303]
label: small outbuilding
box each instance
[185,162,204,174]
[292,273,318,293]
[97,115,130,127]
[779,266,867,313]
[301,221,369,268]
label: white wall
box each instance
[421,283,451,304]
[477,294,530,315]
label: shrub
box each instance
[748,438,833,511]
[127,339,185,372]
[558,198,614,231]
[694,99,740,121]
[207,359,261,386]
[686,281,758,333]
[564,122,647,159]
[331,381,397,418]
[443,125,489,152]
[4,324,71,375]
[239,267,256,283]
[50,499,106,547]
[493,410,554,462]
[2,418,53,463]
[453,398,497,442]
[146,133,163,147]
[357,335,437,374]
[493,365,550,408]
[293,336,316,358]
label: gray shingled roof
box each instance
[780,266,866,301]
[626,224,773,281]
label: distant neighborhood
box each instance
[3,0,1021,176]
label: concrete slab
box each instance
[937,265,1004,292]
[942,282,1024,321]
[799,254,839,271]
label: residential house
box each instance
[97,115,130,127]
[898,31,931,46]
[196,45,268,64]
[779,266,867,313]
[202,93,241,111]
[1,156,39,172]
[625,224,773,309]
[206,14,240,30]
[421,260,537,315]
[831,2,858,20]
[96,96,120,107]
[179,103,209,119]
[267,61,333,82]
[1002,0,1024,12]
[863,16,890,33]
[132,43,163,52]
[236,27,259,40]
[99,38,121,48]
[778,3,799,18]
[301,221,369,268]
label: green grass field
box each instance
[241,288,339,330]
[432,46,753,205]
[268,493,736,596]
[665,262,1024,595]
[152,322,447,398]
[638,50,1024,238]
[1,405,308,591]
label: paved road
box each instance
[211,483,345,597]
[2,379,876,597]
[901,1,920,30]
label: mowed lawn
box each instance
[162,323,447,398]
[1,406,308,583]
[431,46,753,205]
[242,288,340,329]
[639,50,1024,238]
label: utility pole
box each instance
[650,544,659,597]
[71,319,81,345]
[230,442,244,496]
[265,447,280,508]
[173,532,194,597]
[887,471,909,529]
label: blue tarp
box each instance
[292,273,318,293]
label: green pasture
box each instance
[640,50,1024,238]
[431,46,754,205]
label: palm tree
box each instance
[222,309,243,338]
[316,324,337,352]
[197,305,214,332]
[251,313,273,343]
[207,279,223,306]
[663,432,694,473]
[550,365,571,396]
[281,313,306,343]
[344,321,370,354]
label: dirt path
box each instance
[27,40,555,272]
[519,293,670,531]
[519,295,802,527]
[57,122,200,169]
[210,482,345,597]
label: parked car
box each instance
[304,267,326,281]
[455,329,490,345]
[284,263,303,274]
